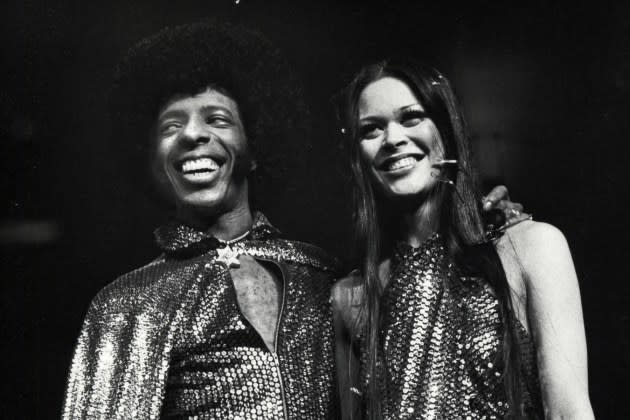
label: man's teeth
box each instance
[386,156,418,171]
[182,158,219,173]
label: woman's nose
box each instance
[383,122,408,148]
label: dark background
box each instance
[1,0,628,417]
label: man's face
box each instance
[152,88,253,217]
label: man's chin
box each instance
[171,181,248,222]
[179,194,225,211]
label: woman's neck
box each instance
[399,198,440,248]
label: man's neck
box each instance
[176,203,254,242]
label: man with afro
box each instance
[62,21,340,419]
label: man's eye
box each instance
[359,124,382,140]
[400,111,426,127]
[159,122,182,134]
[205,116,232,126]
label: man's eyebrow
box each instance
[157,104,235,121]
[200,105,234,115]
[157,108,186,120]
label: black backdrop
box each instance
[1,0,628,418]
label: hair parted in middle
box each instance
[336,58,526,419]
[109,19,310,209]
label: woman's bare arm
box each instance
[504,222,594,419]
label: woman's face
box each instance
[357,77,445,200]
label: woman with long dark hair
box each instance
[332,59,594,419]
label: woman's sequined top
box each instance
[62,213,340,419]
[373,234,543,419]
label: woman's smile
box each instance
[376,153,426,174]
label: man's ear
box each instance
[250,159,258,172]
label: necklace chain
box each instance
[218,230,250,246]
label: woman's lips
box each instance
[378,154,425,173]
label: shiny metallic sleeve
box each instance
[61,264,178,420]
[62,300,99,419]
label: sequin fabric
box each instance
[370,234,542,419]
[62,213,340,419]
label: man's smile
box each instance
[176,155,226,184]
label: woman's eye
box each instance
[401,111,426,127]
[359,124,382,140]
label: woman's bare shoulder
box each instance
[497,220,574,289]
[498,220,568,256]
[500,219,566,245]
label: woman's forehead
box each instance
[358,77,422,118]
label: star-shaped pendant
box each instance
[216,245,241,268]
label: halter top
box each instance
[372,234,543,419]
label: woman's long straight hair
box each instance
[337,59,525,419]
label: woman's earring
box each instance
[431,159,458,186]
[431,171,454,186]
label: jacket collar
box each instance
[154,211,280,256]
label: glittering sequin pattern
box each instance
[369,234,541,419]
[62,213,340,419]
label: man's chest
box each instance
[229,255,282,351]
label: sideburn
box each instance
[231,148,257,183]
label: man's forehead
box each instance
[159,87,239,116]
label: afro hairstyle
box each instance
[108,20,310,209]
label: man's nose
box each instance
[181,117,210,144]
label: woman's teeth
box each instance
[181,158,219,173]
[386,156,418,171]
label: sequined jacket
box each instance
[62,214,340,419]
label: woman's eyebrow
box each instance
[359,103,424,122]
[358,115,380,123]
[398,103,423,113]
